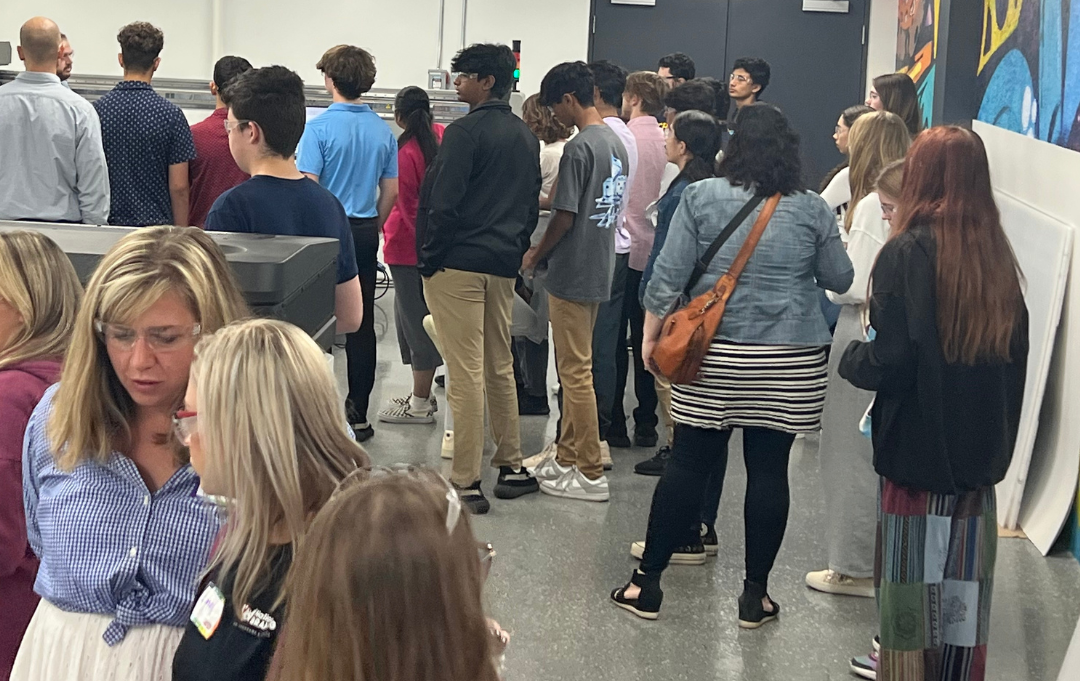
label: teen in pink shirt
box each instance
[378,87,445,425]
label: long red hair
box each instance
[891,126,1023,364]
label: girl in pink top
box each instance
[0,231,82,681]
[377,87,446,425]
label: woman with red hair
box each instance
[840,126,1028,680]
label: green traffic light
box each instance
[514,69,520,78]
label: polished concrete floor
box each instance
[354,288,1080,681]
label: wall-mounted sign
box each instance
[802,0,850,12]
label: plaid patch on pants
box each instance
[876,478,996,681]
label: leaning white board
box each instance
[1058,616,1080,681]
[993,190,1073,544]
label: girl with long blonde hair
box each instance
[172,318,369,681]
[806,110,909,600]
[270,467,501,681]
[0,231,82,681]
[14,226,248,681]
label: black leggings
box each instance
[640,424,796,588]
[345,218,379,422]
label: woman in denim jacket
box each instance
[611,104,853,626]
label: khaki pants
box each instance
[654,374,675,445]
[424,269,522,487]
[548,293,604,480]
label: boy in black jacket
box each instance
[418,43,541,514]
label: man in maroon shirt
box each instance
[188,55,252,228]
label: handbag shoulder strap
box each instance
[724,193,782,282]
[685,194,765,294]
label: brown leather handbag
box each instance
[652,193,781,384]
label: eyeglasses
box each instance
[94,320,202,352]
[729,73,751,84]
[451,72,479,82]
[173,410,198,445]
[223,118,251,134]
[880,202,897,218]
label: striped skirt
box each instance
[876,478,997,681]
[671,340,829,434]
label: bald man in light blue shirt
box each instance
[0,17,109,224]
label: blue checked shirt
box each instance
[22,385,220,646]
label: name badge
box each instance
[191,583,226,640]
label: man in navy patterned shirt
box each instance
[94,22,196,227]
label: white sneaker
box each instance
[532,454,570,482]
[600,441,613,471]
[441,431,454,459]
[805,569,875,598]
[539,466,610,502]
[523,441,558,470]
[377,398,435,424]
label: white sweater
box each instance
[827,191,891,306]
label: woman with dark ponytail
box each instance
[377,87,446,424]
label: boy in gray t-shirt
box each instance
[545,124,628,303]
[522,61,629,503]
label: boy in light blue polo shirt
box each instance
[297,44,399,441]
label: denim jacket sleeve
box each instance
[811,195,855,293]
[642,186,699,318]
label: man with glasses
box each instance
[656,52,695,87]
[417,43,542,514]
[0,16,109,224]
[728,57,771,111]
[204,66,363,344]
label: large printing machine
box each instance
[0,67,475,134]
[0,221,342,351]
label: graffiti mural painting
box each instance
[977,0,1080,152]
[896,0,938,129]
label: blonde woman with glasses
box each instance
[14,226,248,681]
[806,111,910,599]
[0,232,82,681]
[171,318,369,681]
[270,466,504,681]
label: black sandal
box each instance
[738,579,780,629]
[610,570,663,620]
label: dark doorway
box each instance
[590,0,869,188]
[589,0,730,81]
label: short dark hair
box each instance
[117,22,164,72]
[213,56,253,98]
[732,57,771,97]
[539,61,594,108]
[587,60,627,108]
[658,52,695,81]
[224,66,307,159]
[719,103,802,196]
[317,45,377,99]
[696,76,731,120]
[664,80,716,116]
[450,43,517,99]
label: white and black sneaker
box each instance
[493,466,540,499]
[378,394,436,424]
[454,481,490,515]
[387,393,438,413]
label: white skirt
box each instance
[10,600,183,681]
